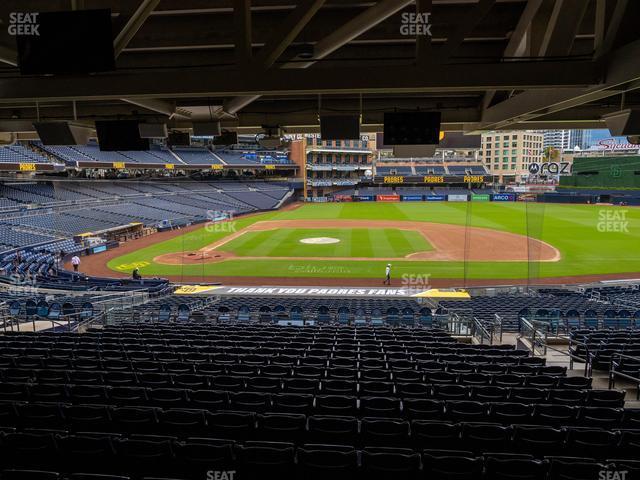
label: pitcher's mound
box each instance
[299,237,341,245]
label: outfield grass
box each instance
[218,228,432,258]
[107,202,640,280]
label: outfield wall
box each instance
[315,191,640,205]
[318,192,531,203]
[560,155,640,189]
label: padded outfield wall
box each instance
[560,155,640,188]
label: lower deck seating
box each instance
[0,324,635,480]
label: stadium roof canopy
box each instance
[0,0,638,135]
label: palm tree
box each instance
[542,146,559,163]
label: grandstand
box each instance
[0,181,292,252]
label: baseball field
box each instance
[89,202,640,286]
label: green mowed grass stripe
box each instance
[402,228,433,252]
[383,228,411,257]
[266,228,303,256]
[219,228,431,258]
[368,229,392,257]
[351,229,373,257]
[108,202,640,279]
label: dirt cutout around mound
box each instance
[153,219,561,266]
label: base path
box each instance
[154,219,561,265]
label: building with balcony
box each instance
[288,134,376,198]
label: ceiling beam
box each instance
[234,0,253,65]
[536,0,588,57]
[0,59,599,103]
[504,0,543,58]
[224,0,413,116]
[479,38,640,130]
[114,0,162,58]
[284,0,415,69]
[252,0,326,68]
[437,0,496,62]
[114,0,193,119]
[483,0,543,111]
[593,0,606,53]
[0,45,18,67]
[120,98,192,119]
[415,0,432,66]
[594,0,628,59]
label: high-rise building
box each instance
[480,130,543,180]
[542,129,584,150]
[542,130,570,150]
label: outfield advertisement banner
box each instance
[353,195,375,201]
[426,195,447,201]
[492,193,516,202]
[401,195,424,201]
[334,195,353,202]
[472,194,490,201]
[377,194,401,202]
[447,194,468,202]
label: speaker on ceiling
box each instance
[383,111,441,145]
[320,114,361,140]
[95,120,149,151]
[33,121,92,145]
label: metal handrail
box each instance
[519,318,548,356]
[471,316,493,345]
[609,351,640,400]
[493,313,504,343]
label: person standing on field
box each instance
[71,255,81,273]
[384,263,391,285]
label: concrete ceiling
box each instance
[0,0,638,134]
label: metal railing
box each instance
[609,352,640,400]
[1,311,81,333]
[529,316,640,337]
[518,318,548,356]
[471,316,493,345]
[492,313,504,343]
[440,311,472,337]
